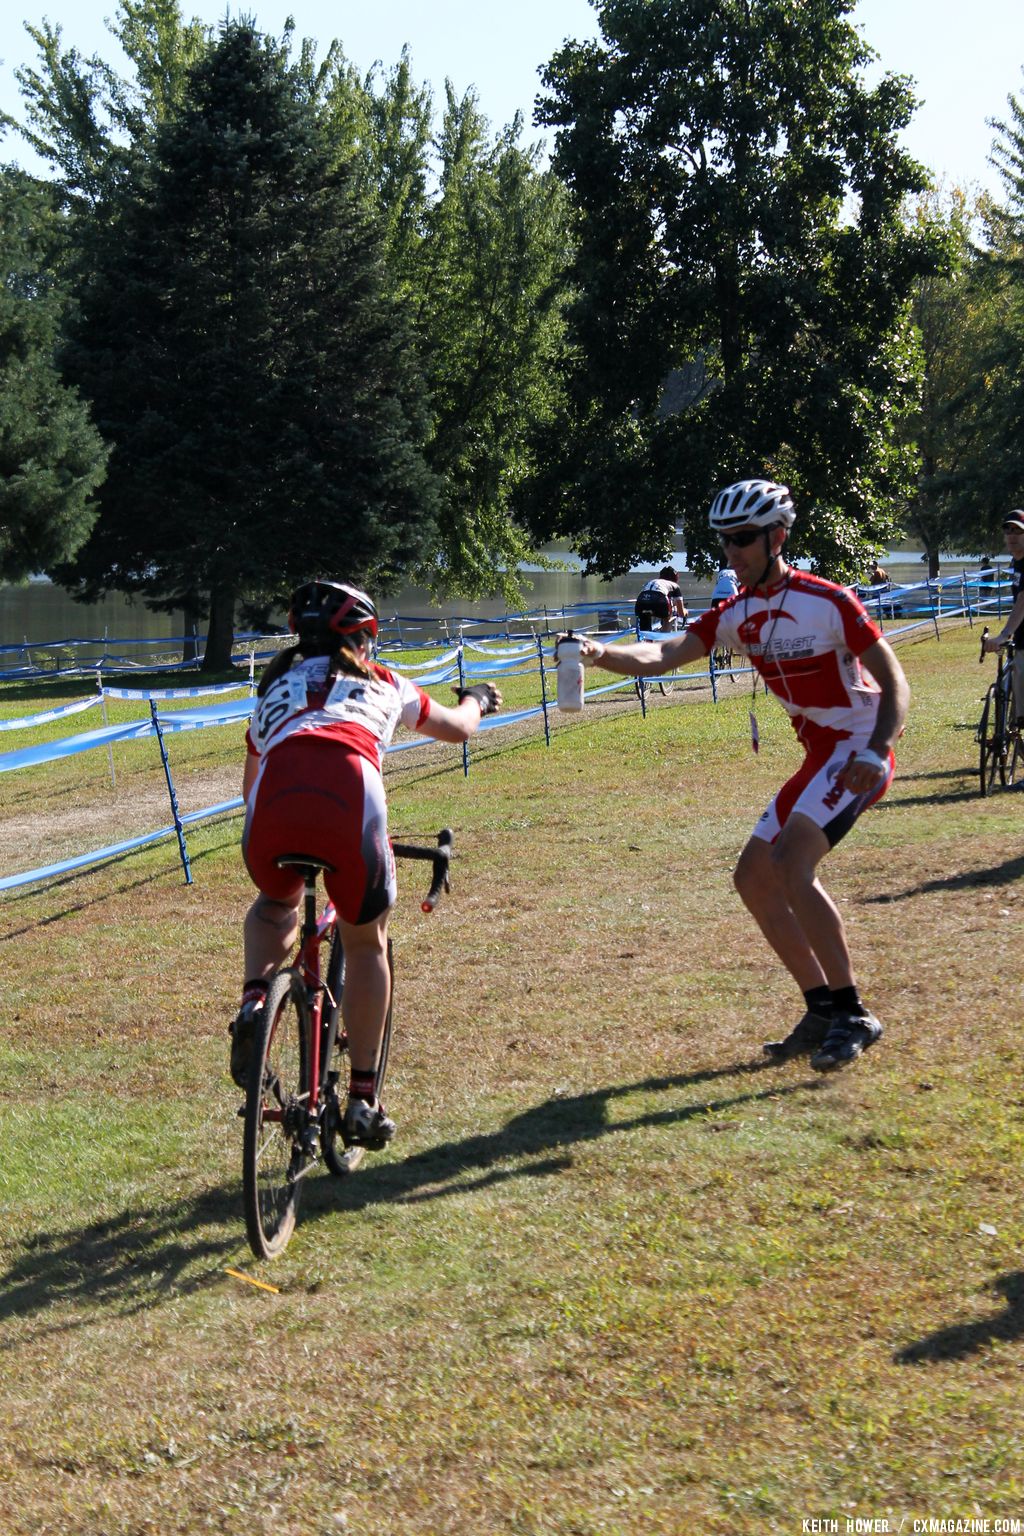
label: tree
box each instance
[530,0,936,580]
[54,22,439,670]
[2,0,213,209]
[412,90,571,601]
[0,170,107,582]
[948,75,1024,547]
[317,62,572,602]
[899,187,997,576]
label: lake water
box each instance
[0,553,963,649]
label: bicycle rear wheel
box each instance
[242,968,311,1259]
[321,935,394,1177]
[978,685,1007,796]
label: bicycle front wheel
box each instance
[321,936,394,1177]
[242,968,311,1259]
[978,685,1006,796]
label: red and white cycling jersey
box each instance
[245,654,430,771]
[689,570,884,744]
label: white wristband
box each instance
[852,747,888,774]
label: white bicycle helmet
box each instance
[708,479,795,531]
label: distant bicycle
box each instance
[241,830,452,1259]
[710,643,736,681]
[976,628,1024,795]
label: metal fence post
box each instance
[150,700,193,885]
[457,647,470,778]
[537,635,551,746]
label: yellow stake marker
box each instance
[224,1267,280,1294]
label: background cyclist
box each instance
[635,566,688,630]
[577,480,909,1073]
[981,510,1024,724]
[710,561,740,610]
[231,579,500,1147]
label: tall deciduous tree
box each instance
[54,22,439,670]
[899,187,997,576]
[951,75,1024,547]
[413,90,571,600]
[530,0,935,580]
[0,170,107,582]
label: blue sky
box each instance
[1,0,1022,196]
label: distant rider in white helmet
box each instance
[576,479,910,1072]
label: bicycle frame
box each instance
[242,829,454,1259]
[256,876,336,1136]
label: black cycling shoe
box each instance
[810,1010,883,1072]
[229,999,263,1088]
[341,1096,396,1150]
[763,1009,831,1062]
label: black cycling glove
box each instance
[453,683,500,716]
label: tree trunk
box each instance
[202,583,237,673]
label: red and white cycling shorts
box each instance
[752,725,894,849]
[242,735,396,925]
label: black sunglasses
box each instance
[719,527,765,549]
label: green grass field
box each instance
[0,625,1022,1535]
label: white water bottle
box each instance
[555,631,584,712]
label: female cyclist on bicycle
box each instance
[230,579,501,1146]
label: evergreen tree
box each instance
[0,170,107,582]
[55,22,439,670]
[531,0,936,581]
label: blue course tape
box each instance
[0,796,244,891]
[103,681,250,701]
[0,696,101,731]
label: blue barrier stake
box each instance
[150,700,192,884]
[634,620,647,719]
[457,648,470,778]
[537,636,551,746]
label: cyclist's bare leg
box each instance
[243,893,301,982]
[734,814,855,992]
[335,908,392,1074]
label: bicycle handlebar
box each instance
[390,828,454,914]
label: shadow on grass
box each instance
[0,1183,241,1342]
[895,1272,1024,1363]
[864,851,1024,902]
[0,831,238,939]
[0,1060,822,1332]
[305,1058,822,1219]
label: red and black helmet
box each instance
[287,580,379,645]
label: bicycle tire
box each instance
[978,686,1003,796]
[1008,727,1024,787]
[321,936,395,1177]
[242,968,311,1259]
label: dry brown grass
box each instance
[0,627,1022,1534]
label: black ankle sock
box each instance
[241,978,268,1006]
[829,986,864,1016]
[349,1071,376,1103]
[803,986,832,1017]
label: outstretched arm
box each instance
[579,629,707,678]
[416,684,502,744]
[984,592,1024,650]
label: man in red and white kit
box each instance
[578,479,909,1071]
